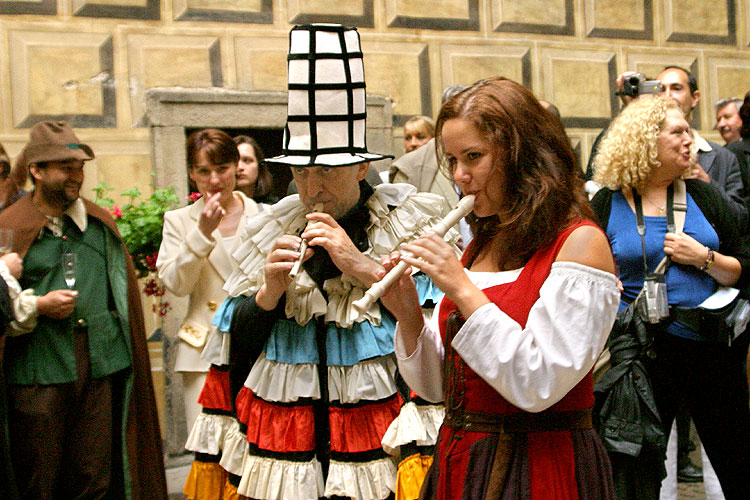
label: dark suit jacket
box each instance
[697,137,747,225]
[726,138,750,209]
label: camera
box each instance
[639,273,670,324]
[617,73,664,98]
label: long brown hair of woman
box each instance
[435,77,593,269]
[0,143,26,210]
[233,135,273,201]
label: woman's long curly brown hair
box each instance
[436,77,592,269]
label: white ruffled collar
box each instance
[224,183,459,327]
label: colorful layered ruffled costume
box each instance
[192,183,457,500]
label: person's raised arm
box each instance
[156,210,215,297]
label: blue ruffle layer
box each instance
[211,295,241,332]
[414,273,444,307]
[216,273,442,367]
[265,314,397,367]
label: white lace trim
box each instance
[381,402,445,455]
[245,353,320,403]
[237,455,324,500]
[184,413,236,455]
[200,326,229,365]
[246,353,399,404]
[324,457,398,500]
[328,355,398,404]
[219,424,248,476]
[224,186,457,328]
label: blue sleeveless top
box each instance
[607,190,719,340]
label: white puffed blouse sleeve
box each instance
[393,311,445,403]
[0,260,38,336]
[395,262,620,412]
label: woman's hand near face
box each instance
[198,192,225,239]
[684,162,711,183]
[256,234,313,310]
[399,233,489,318]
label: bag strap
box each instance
[666,183,676,234]
[633,190,651,275]
[672,178,687,235]
[632,180,687,276]
[633,183,676,276]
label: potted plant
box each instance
[93,183,179,318]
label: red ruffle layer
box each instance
[236,387,315,453]
[198,366,232,412]
[235,387,402,454]
[235,386,253,425]
[329,396,402,453]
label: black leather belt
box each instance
[443,408,593,434]
[670,307,701,332]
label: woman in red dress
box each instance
[380,77,620,500]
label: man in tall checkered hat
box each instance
[179,24,460,500]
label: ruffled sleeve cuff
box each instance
[394,322,444,403]
[7,288,39,336]
[0,261,37,335]
[0,261,22,296]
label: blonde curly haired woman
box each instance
[591,96,750,500]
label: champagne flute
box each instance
[62,252,77,289]
[0,229,13,255]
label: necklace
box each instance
[221,204,242,219]
[219,193,244,219]
[642,194,666,215]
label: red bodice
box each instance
[432,220,606,500]
[437,220,597,416]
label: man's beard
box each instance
[38,180,79,209]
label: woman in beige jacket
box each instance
[156,129,260,436]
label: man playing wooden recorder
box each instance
[216,24,463,500]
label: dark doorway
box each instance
[185,126,290,201]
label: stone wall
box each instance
[2,0,748,455]
[2,1,749,186]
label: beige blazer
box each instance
[156,191,260,372]
[389,139,458,206]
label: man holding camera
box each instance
[588,66,747,225]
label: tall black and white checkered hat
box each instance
[265,24,393,167]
